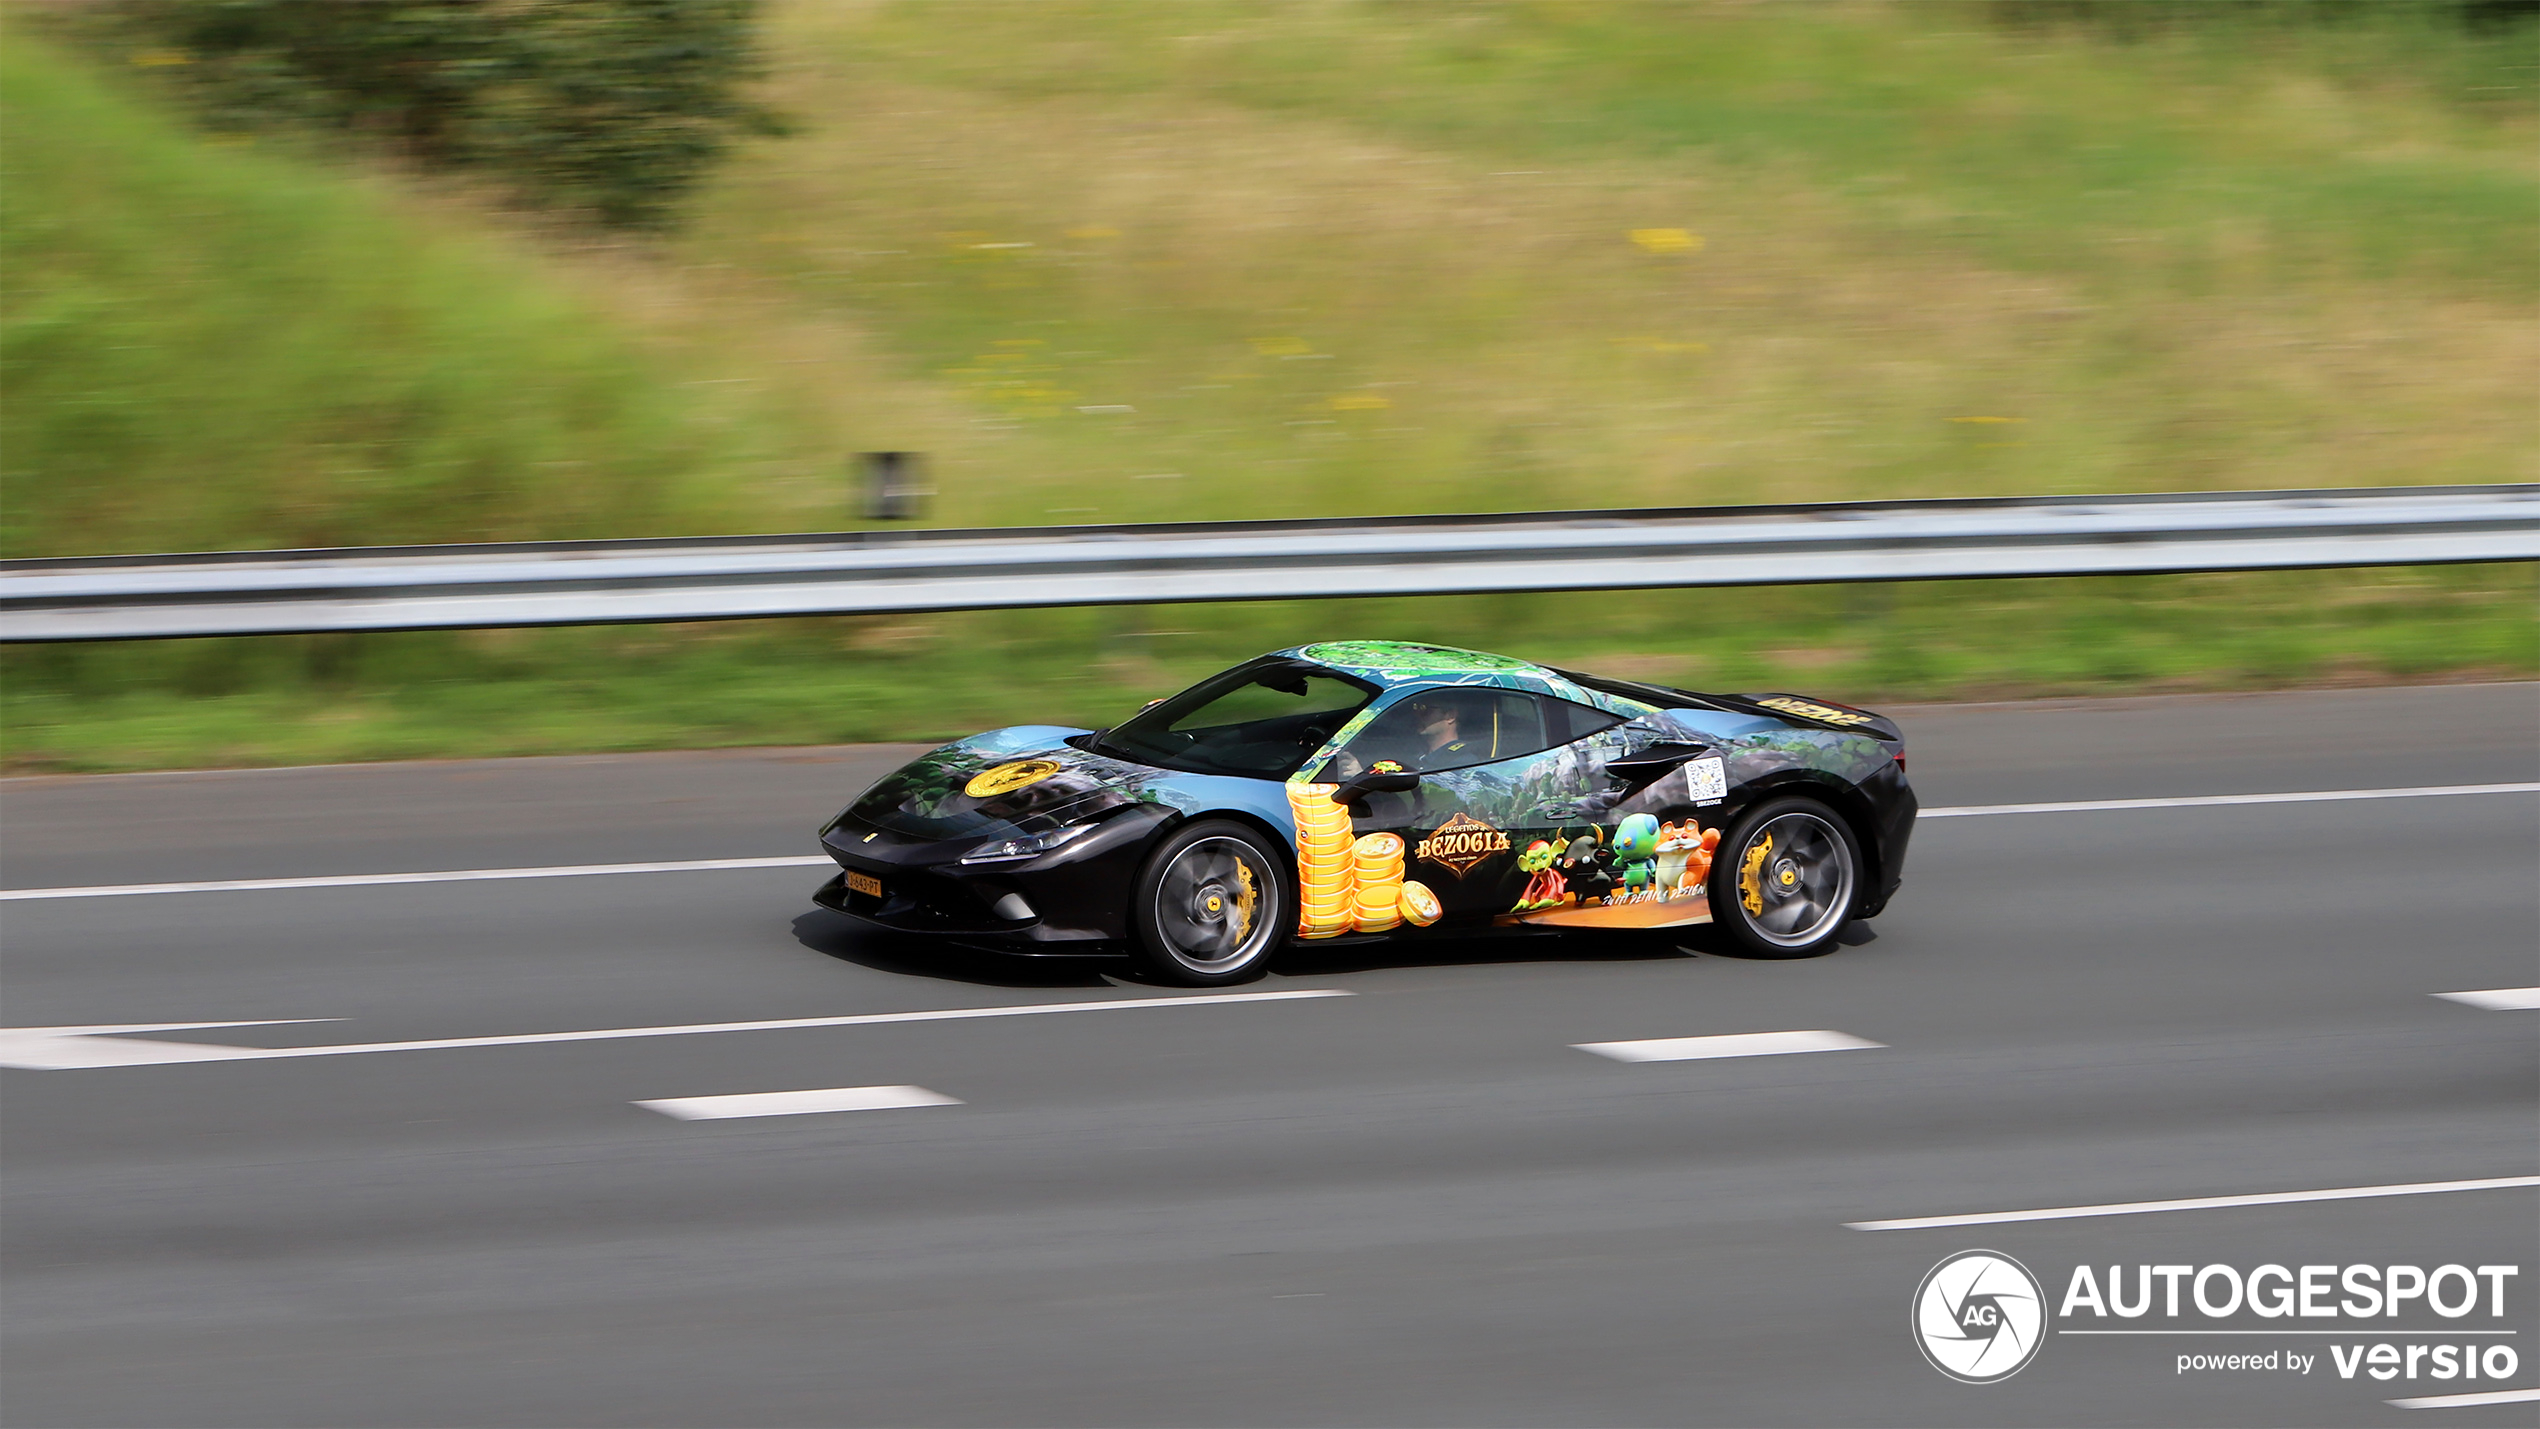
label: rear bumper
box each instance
[1856,770,1916,920]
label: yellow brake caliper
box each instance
[1233,861,1257,940]
[1739,833,1774,917]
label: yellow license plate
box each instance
[844,870,884,899]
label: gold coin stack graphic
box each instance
[1286,783,1358,939]
[1350,832,1407,932]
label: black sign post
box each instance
[863,452,927,521]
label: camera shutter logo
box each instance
[1913,1250,2048,1383]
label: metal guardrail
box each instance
[3,485,2534,642]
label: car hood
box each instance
[846,726,1185,841]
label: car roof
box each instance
[1280,642,1656,710]
[1280,641,1591,697]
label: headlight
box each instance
[958,823,1098,865]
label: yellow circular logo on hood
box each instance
[965,759,1062,798]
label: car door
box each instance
[1314,687,1623,929]
[1502,715,1730,931]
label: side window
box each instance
[1543,695,1628,748]
[1330,690,1624,777]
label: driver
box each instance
[1332,690,1480,778]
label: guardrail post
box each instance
[863,452,928,522]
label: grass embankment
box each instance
[4,3,2533,772]
[0,27,906,557]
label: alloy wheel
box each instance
[1733,809,1855,950]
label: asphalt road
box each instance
[4,683,2534,1427]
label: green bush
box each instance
[107,0,780,229]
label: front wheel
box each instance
[1128,820,1291,985]
[1708,795,1859,958]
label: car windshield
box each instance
[1097,658,1375,779]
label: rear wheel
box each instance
[1708,795,1858,958]
[1129,820,1289,985]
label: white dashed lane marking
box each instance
[1574,1030,1883,1064]
[1846,1175,2540,1231]
[637,1085,960,1120]
[0,990,1352,1070]
[2435,987,2540,1011]
[2388,1386,2540,1410]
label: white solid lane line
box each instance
[637,1085,961,1120]
[2436,987,2540,1011]
[1847,1174,2540,1231]
[0,855,834,901]
[1919,781,2540,819]
[8,781,2534,902]
[2389,1386,2540,1410]
[0,1019,345,1068]
[1575,1030,1883,1063]
[0,989,1352,1070]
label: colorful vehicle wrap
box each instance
[819,641,1912,952]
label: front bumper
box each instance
[813,803,1174,947]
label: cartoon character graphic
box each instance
[1610,814,1662,899]
[1654,820,1721,900]
[1496,814,1716,932]
[1558,829,1617,906]
[1514,839,1566,910]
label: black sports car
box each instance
[816,641,1914,984]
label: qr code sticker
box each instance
[1688,756,1727,804]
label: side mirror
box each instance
[1330,770,1420,808]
